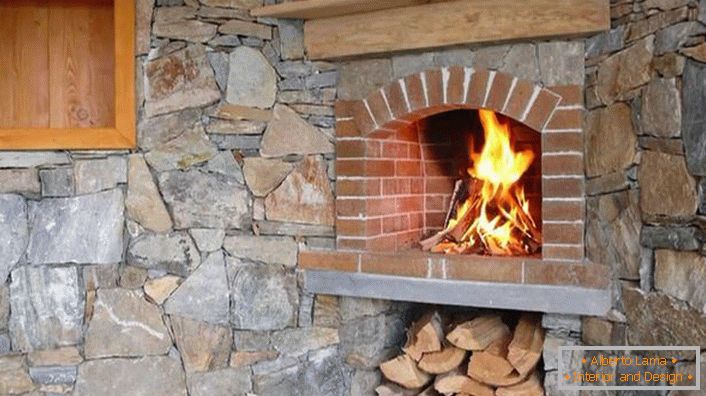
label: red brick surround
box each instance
[334,67,586,264]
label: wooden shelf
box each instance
[0,0,135,150]
[252,0,442,19]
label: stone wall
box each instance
[547,0,706,393]
[0,1,414,394]
[0,0,705,395]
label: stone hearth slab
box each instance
[304,270,610,316]
[300,250,611,315]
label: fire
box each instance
[424,109,541,256]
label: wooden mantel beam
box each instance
[304,0,610,60]
[251,0,444,19]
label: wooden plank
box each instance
[0,0,50,128]
[304,0,610,59]
[49,0,115,129]
[252,0,439,19]
[113,0,136,146]
[0,128,133,149]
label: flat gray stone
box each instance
[85,289,172,359]
[127,232,200,277]
[350,369,381,396]
[586,190,641,279]
[0,285,8,331]
[683,60,706,176]
[9,266,84,351]
[229,258,298,330]
[339,313,406,370]
[154,19,217,43]
[640,226,702,250]
[538,41,584,85]
[145,44,221,117]
[655,250,706,311]
[270,327,339,357]
[136,0,154,55]
[640,78,681,137]
[164,251,230,325]
[586,26,625,58]
[27,189,124,265]
[189,228,226,252]
[39,167,74,197]
[501,43,539,81]
[74,157,127,194]
[159,169,251,229]
[391,52,434,79]
[202,151,245,184]
[0,195,28,283]
[208,51,229,91]
[223,235,297,267]
[75,357,187,396]
[126,154,173,233]
[0,333,9,354]
[655,22,705,55]
[0,168,40,196]
[338,58,393,101]
[227,46,277,109]
[29,365,77,385]
[260,105,334,157]
[301,347,349,396]
[138,108,202,151]
[278,19,304,60]
[0,152,70,168]
[187,367,252,396]
[144,122,218,172]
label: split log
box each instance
[467,350,515,378]
[446,315,510,351]
[496,371,543,396]
[418,344,467,374]
[467,351,526,387]
[507,314,544,376]
[433,368,494,396]
[375,382,419,396]
[402,312,444,361]
[485,333,512,357]
[380,354,432,390]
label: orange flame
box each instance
[433,109,541,256]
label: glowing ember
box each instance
[422,109,541,256]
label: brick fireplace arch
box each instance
[335,67,586,263]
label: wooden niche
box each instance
[0,0,135,149]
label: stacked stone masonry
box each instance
[0,0,704,395]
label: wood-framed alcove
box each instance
[0,0,135,149]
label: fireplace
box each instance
[301,67,610,316]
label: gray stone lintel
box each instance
[304,270,611,316]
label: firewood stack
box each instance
[376,312,545,396]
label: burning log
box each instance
[419,109,543,256]
[446,315,510,351]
